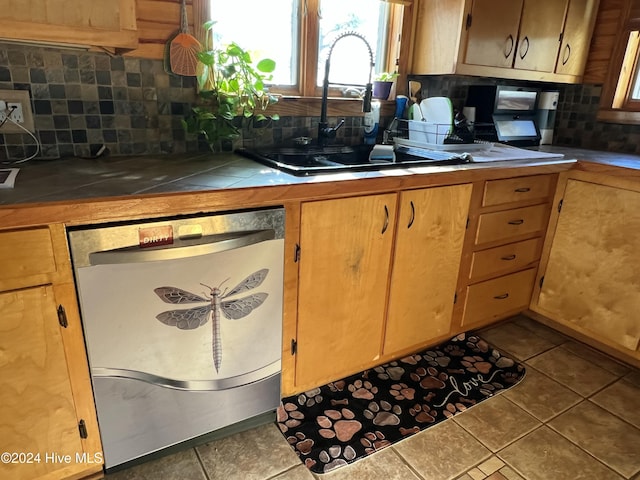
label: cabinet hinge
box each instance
[559,31,564,43]
[539,275,545,288]
[466,13,472,29]
[453,292,458,304]
[465,217,470,229]
[294,244,301,263]
[291,339,297,355]
[78,419,88,439]
[557,198,563,213]
[57,305,68,328]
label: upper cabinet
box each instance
[0,0,138,51]
[411,0,600,83]
[555,0,601,76]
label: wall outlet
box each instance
[0,89,35,133]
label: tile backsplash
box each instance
[2,40,640,162]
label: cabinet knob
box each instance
[493,293,510,300]
[508,219,524,225]
[514,187,530,193]
[501,254,517,261]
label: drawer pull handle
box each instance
[494,293,510,300]
[501,254,516,261]
[508,219,524,225]
[514,187,530,193]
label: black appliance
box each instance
[465,85,541,146]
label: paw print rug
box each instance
[276,332,525,474]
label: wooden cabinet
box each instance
[384,185,472,354]
[465,0,566,73]
[531,176,640,363]
[0,225,103,480]
[295,194,397,389]
[411,0,599,83]
[453,174,556,330]
[294,185,471,391]
[0,0,137,51]
[555,0,601,76]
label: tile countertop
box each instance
[0,145,638,207]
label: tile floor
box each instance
[105,314,640,480]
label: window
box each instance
[598,1,640,123]
[208,0,404,98]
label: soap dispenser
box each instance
[363,100,380,144]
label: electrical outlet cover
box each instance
[0,89,35,133]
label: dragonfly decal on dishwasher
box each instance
[154,269,269,372]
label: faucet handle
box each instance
[321,118,345,138]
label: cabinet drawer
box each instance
[0,228,56,282]
[463,268,537,327]
[476,204,549,245]
[483,175,553,207]
[469,238,542,281]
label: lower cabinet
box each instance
[0,225,102,480]
[455,174,556,330]
[294,185,472,391]
[383,185,472,354]
[463,268,537,326]
[531,178,640,362]
[295,193,397,389]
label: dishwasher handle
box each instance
[89,229,276,265]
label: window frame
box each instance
[200,0,408,103]
[598,0,640,123]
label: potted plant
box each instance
[372,72,398,100]
[182,21,280,151]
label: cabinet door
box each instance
[0,0,137,50]
[464,0,523,68]
[535,180,640,352]
[513,0,568,72]
[295,194,397,388]
[0,286,85,480]
[384,184,472,355]
[555,0,600,76]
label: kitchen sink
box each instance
[236,144,472,176]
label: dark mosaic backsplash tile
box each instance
[0,41,371,162]
[1,39,640,162]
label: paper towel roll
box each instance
[462,106,476,123]
[538,91,559,110]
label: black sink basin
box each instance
[236,144,471,176]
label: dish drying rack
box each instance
[384,118,494,154]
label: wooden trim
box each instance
[301,0,320,97]
[525,309,640,369]
[596,107,640,123]
[0,20,138,49]
[597,0,640,122]
[280,201,301,397]
[0,163,573,230]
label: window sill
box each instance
[267,96,396,117]
[597,109,640,125]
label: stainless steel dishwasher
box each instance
[68,207,284,470]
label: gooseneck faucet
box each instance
[318,31,374,147]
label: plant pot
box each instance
[373,81,394,100]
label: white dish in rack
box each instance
[395,137,494,153]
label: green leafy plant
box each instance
[182,21,280,150]
[374,71,399,82]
